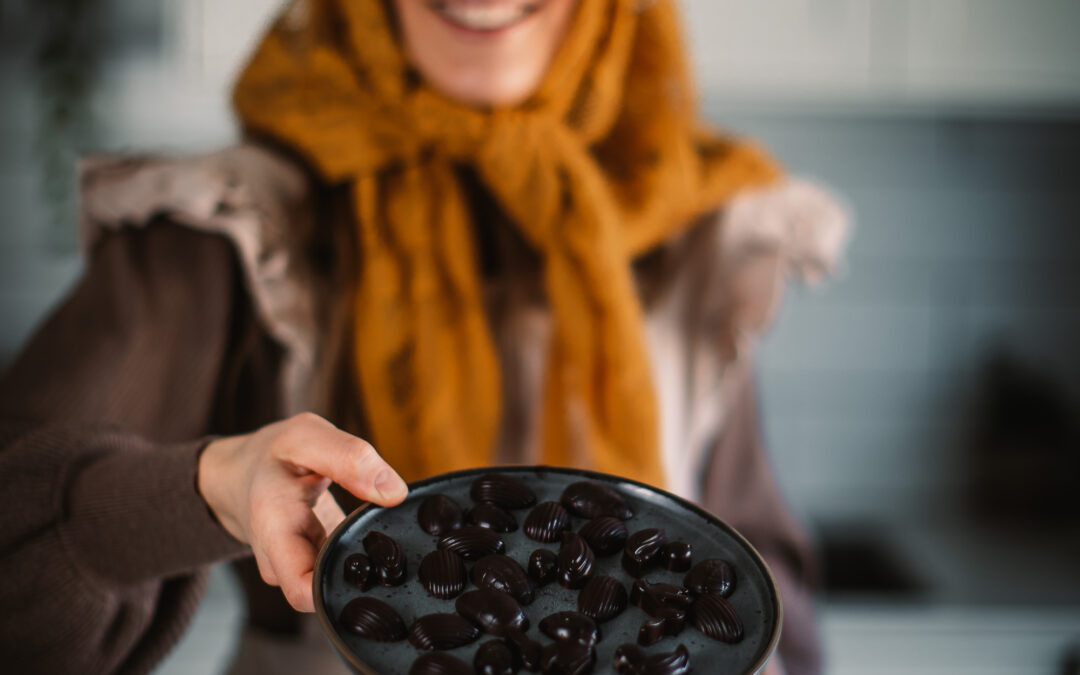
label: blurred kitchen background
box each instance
[2,0,1079,673]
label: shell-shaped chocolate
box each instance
[615,643,691,675]
[408,613,481,651]
[578,516,629,556]
[577,575,628,623]
[362,531,407,586]
[540,642,596,675]
[683,559,735,598]
[661,542,693,572]
[418,549,468,599]
[471,554,535,605]
[437,526,506,561]
[418,494,464,536]
[505,626,543,672]
[527,548,558,587]
[539,611,600,649]
[455,589,529,638]
[409,652,472,675]
[557,532,595,590]
[343,552,375,590]
[470,473,537,510]
[339,597,406,642]
[465,502,519,533]
[559,481,634,520]
[691,594,744,643]
[474,639,518,675]
[523,501,571,543]
[621,529,668,577]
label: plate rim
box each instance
[313,465,783,674]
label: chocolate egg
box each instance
[409,652,472,675]
[556,532,595,590]
[362,531,407,586]
[466,502,519,533]
[683,559,735,598]
[523,501,571,543]
[578,516,628,556]
[471,554,535,605]
[577,575,628,623]
[621,529,668,577]
[343,553,375,591]
[418,549,467,600]
[470,474,537,510]
[339,597,406,642]
[455,589,529,638]
[437,526,506,561]
[417,494,463,536]
[539,611,600,649]
[560,481,633,520]
[474,639,518,675]
[408,613,480,651]
[691,594,743,643]
[661,542,693,573]
[527,548,558,587]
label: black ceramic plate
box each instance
[314,466,781,674]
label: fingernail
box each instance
[375,469,405,501]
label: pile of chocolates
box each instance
[336,474,746,674]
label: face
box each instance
[391,0,580,107]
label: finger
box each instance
[279,423,408,506]
[252,544,279,587]
[261,506,327,613]
[313,490,347,535]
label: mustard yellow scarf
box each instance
[233,0,779,486]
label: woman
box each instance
[0,0,846,673]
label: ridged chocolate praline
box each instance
[417,494,463,536]
[577,575,628,623]
[455,589,529,638]
[683,558,735,598]
[621,529,668,577]
[465,502,519,533]
[409,651,472,675]
[690,594,744,643]
[556,532,596,589]
[560,481,634,520]
[436,526,506,561]
[578,516,629,556]
[362,531,407,586]
[407,613,480,651]
[470,473,537,510]
[339,596,407,642]
[473,639,518,675]
[523,501,571,543]
[418,549,468,599]
[471,554,535,605]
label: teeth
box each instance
[436,2,530,31]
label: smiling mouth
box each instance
[426,1,542,33]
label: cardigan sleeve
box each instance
[0,222,256,674]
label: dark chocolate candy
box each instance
[559,481,633,520]
[418,549,468,599]
[472,554,535,605]
[437,526,506,561]
[362,531,407,586]
[556,532,595,590]
[455,589,529,638]
[471,473,537,510]
[466,502,519,533]
[539,642,596,675]
[409,651,472,675]
[629,580,690,639]
[683,559,735,598]
[339,597,407,642]
[523,501,571,543]
[505,626,543,672]
[636,618,667,647]
[690,594,744,643]
[577,575,628,623]
[578,517,628,557]
[474,639,520,675]
[418,494,464,536]
[613,644,647,672]
[528,549,558,587]
[614,643,691,675]
[621,529,668,577]
[408,613,480,650]
[343,553,375,590]
[539,611,600,649]
[660,542,692,572]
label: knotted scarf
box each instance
[233,0,780,486]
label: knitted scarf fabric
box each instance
[233,0,780,485]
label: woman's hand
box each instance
[197,412,408,612]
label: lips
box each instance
[426,0,541,33]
